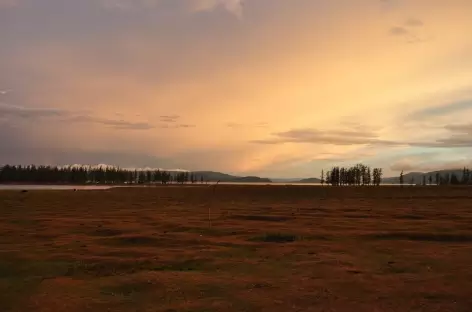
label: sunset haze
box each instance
[1,0,472,178]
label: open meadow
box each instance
[1,185,472,312]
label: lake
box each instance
[0,183,311,190]
[0,182,406,190]
[0,185,113,191]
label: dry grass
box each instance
[1,185,472,311]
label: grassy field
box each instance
[1,185,472,312]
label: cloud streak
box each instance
[252,124,472,148]
[251,128,387,146]
[68,115,154,130]
[159,115,180,123]
[405,18,424,27]
[408,99,472,120]
[388,17,426,43]
[0,103,154,130]
[226,121,268,129]
[0,102,66,119]
[188,0,244,17]
[100,0,244,17]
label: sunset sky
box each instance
[1,0,472,178]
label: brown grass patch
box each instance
[367,232,472,242]
[230,215,294,222]
[1,185,472,311]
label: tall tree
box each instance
[451,173,460,185]
[372,168,383,186]
[366,167,372,186]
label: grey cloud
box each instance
[160,115,180,119]
[99,0,244,17]
[389,26,410,36]
[444,123,472,134]
[1,103,199,130]
[408,123,472,148]
[99,0,159,10]
[227,121,268,128]
[0,102,67,119]
[159,115,180,123]
[226,122,243,128]
[388,18,426,43]
[278,128,378,139]
[1,102,154,130]
[159,123,196,129]
[251,128,391,146]
[67,115,154,130]
[430,124,472,147]
[251,125,472,148]
[405,18,424,27]
[407,99,472,120]
[158,115,195,128]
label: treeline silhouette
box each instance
[400,168,472,186]
[0,165,205,185]
[1,164,471,186]
[321,164,383,186]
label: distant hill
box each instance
[192,171,272,183]
[271,178,305,183]
[286,169,468,185]
[383,169,466,184]
[232,176,272,183]
[296,177,321,183]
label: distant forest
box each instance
[397,168,472,186]
[0,165,201,185]
[0,164,470,186]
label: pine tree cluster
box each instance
[321,164,382,186]
[0,165,206,185]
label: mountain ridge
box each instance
[191,171,272,183]
[382,169,467,184]
[291,169,469,184]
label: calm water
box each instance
[0,185,113,191]
[0,182,406,190]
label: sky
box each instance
[1,0,472,178]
